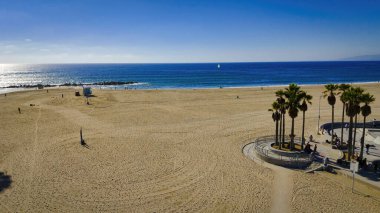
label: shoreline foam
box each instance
[1,81,379,94]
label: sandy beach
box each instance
[1,84,380,212]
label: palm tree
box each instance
[338,84,351,143]
[323,84,339,144]
[269,102,281,147]
[276,90,287,148]
[353,104,361,153]
[284,84,303,150]
[359,93,375,158]
[352,87,364,154]
[277,98,283,149]
[344,87,362,160]
[299,92,313,150]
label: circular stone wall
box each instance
[249,135,313,169]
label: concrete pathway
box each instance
[270,164,292,213]
[243,143,293,213]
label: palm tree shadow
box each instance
[0,171,12,193]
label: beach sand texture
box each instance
[1,84,380,212]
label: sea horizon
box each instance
[1,60,380,65]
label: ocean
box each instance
[1,61,380,92]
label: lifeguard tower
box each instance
[83,86,92,97]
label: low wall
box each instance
[269,145,305,157]
[254,136,313,169]
[255,151,312,169]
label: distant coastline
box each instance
[340,54,380,61]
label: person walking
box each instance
[366,144,370,154]
[323,157,329,170]
[80,128,84,145]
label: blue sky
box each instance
[0,0,380,63]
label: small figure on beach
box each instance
[374,118,377,127]
[345,123,349,131]
[18,107,21,114]
[80,128,84,144]
[323,156,330,171]
[80,128,87,147]
[62,94,64,98]
[313,144,317,153]
[309,135,313,142]
[363,158,367,169]
[336,137,341,146]
[79,127,90,148]
[366,144,370,154]
[323,156,329,167]
[47,90,49,93]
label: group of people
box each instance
[304,142,317,154]
[357,156,368,170]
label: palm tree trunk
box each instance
[341,103,345,143]
[291,117,295,150]
[282,113,285,146]
[348,116,354,161]
[360,116,367,159]
[353,114,358,155]
[279,114,282,149]
[301,111,305,150]
[331,105,334,144]
[275,119,279,146]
